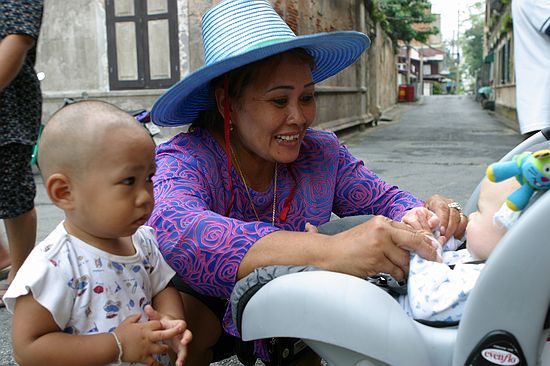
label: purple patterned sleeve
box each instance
[333,144,424,221]
[149,149,279,299]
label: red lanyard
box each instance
[279,164,297,223]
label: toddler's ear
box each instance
[46,173,74,210]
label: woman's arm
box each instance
[333,145,424,220]
[12,293,181,366]
[238,216,438,282]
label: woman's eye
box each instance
[272,98,288,106]
[121,177,135,185]
[301,94,315,104]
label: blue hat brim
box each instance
[152,31,370,127]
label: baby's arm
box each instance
[12,293,180,366]
[148,286,193,366]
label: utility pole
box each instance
[406,42,412,85]
[419,45,424,96]
[455,8,460,94]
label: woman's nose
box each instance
[288,103,307,125]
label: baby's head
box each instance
[38,100,156,240]
[466,177,520,260]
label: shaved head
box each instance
[38,100,150,181]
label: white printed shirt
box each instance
[4,222,176,365]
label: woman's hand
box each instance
[424,195,468,244]
[326,216,438,281]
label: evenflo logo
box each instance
[481,348,520,365]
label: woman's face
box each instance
[231,52,316,164]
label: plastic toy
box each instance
[486,149,550,211]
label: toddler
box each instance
[4,100,192,365]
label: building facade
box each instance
[482,0,516,124]
[36,0,398,133]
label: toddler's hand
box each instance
[144,305,193,366]
[402,207,440,234]
[114,311,184,365]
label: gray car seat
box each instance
[231,128,550,366]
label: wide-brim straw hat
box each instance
[152,0,371,127]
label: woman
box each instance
[149,0,467,364]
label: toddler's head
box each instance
[38,100,156,241]
[466,177,520,260]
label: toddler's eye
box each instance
[121,177,135,185]
[146,173,155,183]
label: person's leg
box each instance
[4,207,36,283]
[179,292,223,366]
[295,352,322,366]
[0,238,11,270]
[0,144,37,284]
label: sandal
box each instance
[0,280,8,308]
[0,265,11,281]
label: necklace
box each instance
[230,145,278,225]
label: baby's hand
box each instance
[114,311,184,365]
[144,305,193,366]
[304,222,318,233]
[402,207,440,233]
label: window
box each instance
[105,0,180,90]
[423,64,432,75]
[499,40,510,84]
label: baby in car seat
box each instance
[399,177,521,322]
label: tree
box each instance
[460,2,484,81]
[371,0,439,83]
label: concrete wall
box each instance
[484,2,517,127]
[495,84,518,128]
[35,0,397,133]
[365,20,398,118]
[36,0,189,123]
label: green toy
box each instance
[486,149,550,211]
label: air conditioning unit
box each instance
[397,63,407,71]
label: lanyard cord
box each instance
[223,74,235,216]
[279,164,297,223]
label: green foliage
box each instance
[501,11,513,34]
[460,2,484,79]
[432,82,442,95]
[373,0,438,46]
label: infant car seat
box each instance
[231,128,550,366]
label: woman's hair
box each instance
[192,48,315,132]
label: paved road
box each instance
[0,95,522,365]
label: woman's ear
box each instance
[214,87,226,117]
[46,173,75,210]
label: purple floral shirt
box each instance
[148,127,422,341]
